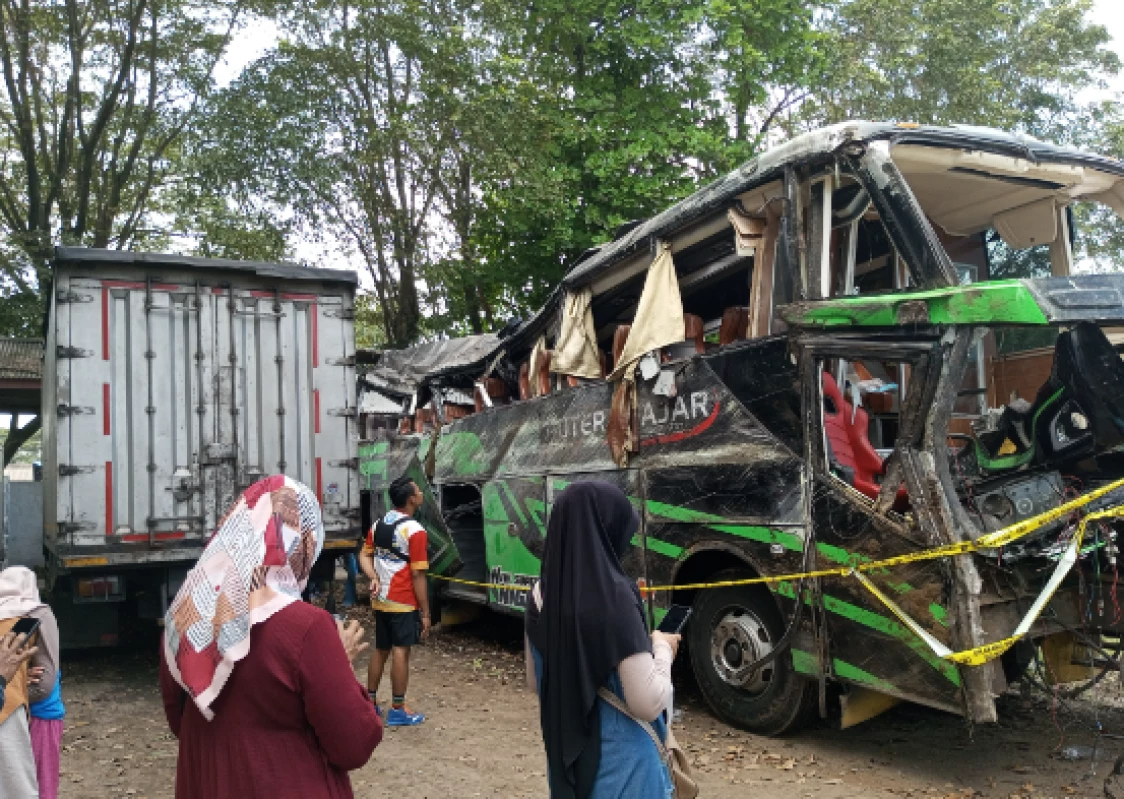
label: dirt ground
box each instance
[55,597,1124,799]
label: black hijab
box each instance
[526,482,652,799]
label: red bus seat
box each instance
[822,372,907,507]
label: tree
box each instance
[469,0,823,327]
[0,0,249,335]
[208,0,478,347]
[803,0,1119,135]
[198,0,824,344]
[795,0,1124,276]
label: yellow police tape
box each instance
[428,476,1124,667]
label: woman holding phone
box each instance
[0,565,60,798]
[160,475,382,798]
[525,482,680,799]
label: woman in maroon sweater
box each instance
[159,476,382,798]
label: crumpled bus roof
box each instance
[359,333,502,394]
[384,121,1124,386]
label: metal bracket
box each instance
[58,464,97,476]
[327,407,357,418]
[56,345,94,359]
[201,443,236,463]
[328,458,359,470]
[323,308,355,320]
[325,355,356,367]
[57,404,96,417]
[55,291,93,304]
[57,521,95,534]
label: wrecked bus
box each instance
[358,121,1124,733]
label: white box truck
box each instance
[42,247,359,646]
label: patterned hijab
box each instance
[0,566,47,621]
[163,475,324,720]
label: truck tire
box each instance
[687,569,817,735]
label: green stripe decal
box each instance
[638,534,685,558]
[777,582,959,686]
[929,604,949,627]
[645,500,804,552]
[791,649,898,694]
[500,482,530,527]
[832,660,899,693]
[644,501,724,524]
[710,525,804,552]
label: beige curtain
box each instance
[606,243,685,466]
[551,288,602,379]
[527,336,548,397]
[607,243,685,382]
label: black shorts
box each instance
[374,610,421,650]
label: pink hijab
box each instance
[162,475,324,720]
[0,566,47,620]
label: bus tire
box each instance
[687,569,817,735]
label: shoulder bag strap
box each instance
[596,687,669,760]
[373,517,412,560]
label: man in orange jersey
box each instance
[360,475,431,726]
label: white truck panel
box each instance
[45,249,360,565]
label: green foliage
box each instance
[0,0,286,336]
[4,0,1121,344]
[805,0,1119,134]
[354,293,388,350]
[0,424,42,465]
[468,0,822,327]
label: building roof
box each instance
[0,338,42,380]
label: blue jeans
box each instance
[342,553,359,606]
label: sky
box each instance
[1090,0,1124,97]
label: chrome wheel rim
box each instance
[710,605,774,693]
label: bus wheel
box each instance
[687,570,817,735]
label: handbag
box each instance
[597,687,699,799]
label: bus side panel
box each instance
[811,480,964,714]
[359,436,460,575]
[483,470,647,615]
[481,477,545,612]
[641,461,807,623]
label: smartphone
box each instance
[10,616,40,640]
[657,605,692,634]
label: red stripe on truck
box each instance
[101,288,109,360]
[103,384,110,435]
[105,462,113,535]
[312,302,319,367]
[314,390,321,434]
[121,532,187,542]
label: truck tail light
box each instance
[75,576,125,603]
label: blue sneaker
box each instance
[373,703,382,719]
[385,706,425,727]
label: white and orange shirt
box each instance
[362,510,429,612]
